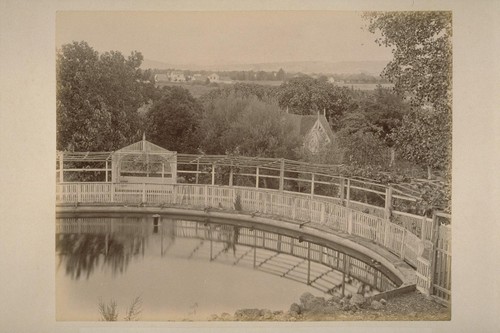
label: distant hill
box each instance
[141,59,389,76]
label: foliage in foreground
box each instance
[98,296,143,321]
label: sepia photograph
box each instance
[1,1,499,332]
[55,10,451,322]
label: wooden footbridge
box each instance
[55,138,451,305]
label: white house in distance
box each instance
[154,74,169,82]
[169,71,186,82]
[208,73,220,82]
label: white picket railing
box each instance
[56,182,427,268]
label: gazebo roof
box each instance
[114,138,175,155]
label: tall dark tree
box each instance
[57,41,149,151]
[146,86,202,153]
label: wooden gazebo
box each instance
[56,135,177,184]
[111,136,177,184]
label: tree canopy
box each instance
[57,41,151,151]
[364,12,452,179]
[197,95,301,159]
[146,86,202,153]
[276,77,356,129]
[364,11,452,110]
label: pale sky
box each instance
[56,11,393,66]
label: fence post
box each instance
[205,185,208,207]
[428,212,440,295]
[384,186,393,220]
[311,173,315,198]
[59,152,64,183]
[279,159,285,192]
[110,183,115,203]
[346,179,351,208]
[255,167,259,189]
[211,164,215,186]
[400,228,406,260]
[229,164,234,187]
[173,185,177,205]
[347,209,353,235]
[142,183,146,203]
[76,184,81,203]
[320,202,325,224]
[339,177,345,204]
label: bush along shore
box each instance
[208,290,450,321]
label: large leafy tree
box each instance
[364,11,452,110]
[146,86,202,153]
[57,41,149,151]
[225,98,302,159]
[276,77,355,129]
[357,86,410,146]
[364,12,452,178]
[198,95,301,159]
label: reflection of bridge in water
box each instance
[56,216,397,297]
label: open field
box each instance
[156,80,394,98]
[335,83,394,90]
[156,82,218,98]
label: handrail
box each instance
[56,182,427,269]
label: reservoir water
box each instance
[56,215,396,321]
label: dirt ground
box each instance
[210,290,451,322]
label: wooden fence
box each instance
[55,182,450,305]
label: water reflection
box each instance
[56,216,396,297]
[56,218,147,279]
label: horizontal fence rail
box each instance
[56,181,450,305]
[57,182,425,268]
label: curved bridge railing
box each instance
[57,182,424,267]
[56,182,451,305]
